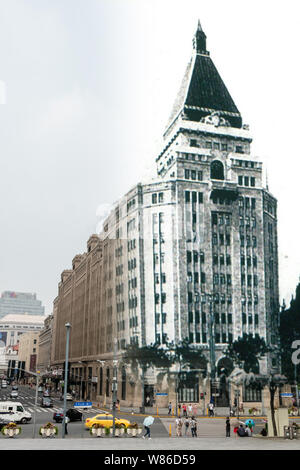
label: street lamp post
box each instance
[112,339,118,437]
[62,322,71,439]
[295,364,299,415]
[201,293,216,403]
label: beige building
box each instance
[18,331,40,375]
[37,314,53,375]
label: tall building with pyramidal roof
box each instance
[53,21,280,406]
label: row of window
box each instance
[128,277,137,290]
[239,197,256,209]
[152,192,164,204]
[129,297,138,309]
[128,239,136,252]
[212,213,231,225]
[241,255,257,267]
[213,273,232,285]
[128,258,137,270]
[240,235,257,247]
[155,293,167,304]
[213,254,231,266]
[188,332,233,344]
[238,175,256,187]
[155,273,166,284]
[186,251,205,263]
[184,169,203,181]
[189,139,230,152]
[187,272,206,283]
[155,313,167,324]
[212,233,231,246]
[242,314,259,325]
[188,311,233,325]
[185,191,203,203]
[241,274,259,287]
[127,198,136,213]
[129,316,138,328]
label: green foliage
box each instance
[124,343,173,371]
[167,338,207,372]
[224,334,269,373]
[124,339,207,376]
[279,284,300,382]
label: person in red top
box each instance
[182,404,187,417]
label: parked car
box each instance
[40,397,53,408]
[53,408,82,423]
[10,390,18,399]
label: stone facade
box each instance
[50,22,280,409]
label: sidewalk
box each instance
[93,403,265,419]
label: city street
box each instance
[1,384,300,443]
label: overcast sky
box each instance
[0,0,299,315]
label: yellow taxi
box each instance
[85,413,131,429]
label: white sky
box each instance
[0,0,299,315]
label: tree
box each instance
[225,334,269,373]
[279,283,300,383]
[225,334,286,436]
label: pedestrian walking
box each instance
[208,402,214,417]
[188,403,193,416]
[190,417,197,437]
[168,402,172,415]
[245,425,252,437]
[226,417,230,437]
[182,404,187,417]
[143,425,151,439]
[184,417,190,436]
[64,415,70,435]
[178,403,181,416]
[175,417,183,437]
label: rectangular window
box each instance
[198,192,203,203]
[190,139,198,147]
[201,272,206,284]
[185,169,190,179]
[152,193,157,204]
[158,192,164,203]
[222,143,228,151]
[185,191,190,203]
[191,170,196,180]
[250,177,255,187]
[238,175,243,186]
[244,176,249,186]
[197,171,203,181]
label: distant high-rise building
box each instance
[0,291,45,319]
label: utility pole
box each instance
[62,322,71,439]
[32,370,40,438]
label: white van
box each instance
[0,401,32,424]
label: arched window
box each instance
[211,160,224,180]
[121,366,126,401]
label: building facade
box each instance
[51,22,279,408]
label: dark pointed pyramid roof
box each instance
[164,21,242,136]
